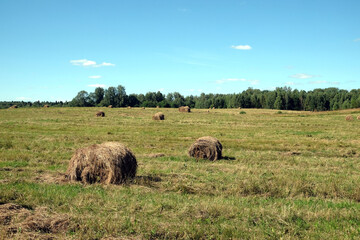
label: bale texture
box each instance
[152,112,165,120]
[346,115,353,121]
[66,142,137,184]
[179,106,191,112]
[188,136,222,161]
[96,111,105,117]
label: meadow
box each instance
[1,107,360,239]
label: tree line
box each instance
[1,86,360,111]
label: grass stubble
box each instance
[1,107,360,239]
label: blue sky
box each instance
[0,0,359,101]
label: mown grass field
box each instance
[1,107,360,239]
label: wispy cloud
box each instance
[285,81,295,85]
[231,45,252,50]
[16,96,32,101]
[216,78,259,85]
[354,38,360,42]
[289,73,318,79]
[88,84,106,88]
[88,75,102,79]
[309,81,340,85]
[70,59,115,67]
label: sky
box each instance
[0,0,359,101]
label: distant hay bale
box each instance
[108,105,113,108]
[179,106,191,112]
[9,105,18,109]
[357,116,360,120]
[127,106,132,109]
[188,136,222,161]
[152,112,165,120]
[43,105,49,108]
[96,111,105,117]
[156,106,160,108]
[212,107,215,109]
[346,115,353,121]
[65,142,137,184]
[142,107,145,109]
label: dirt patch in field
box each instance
[147,153,165,158]
[282,151,301,156]
[0,203,71,239]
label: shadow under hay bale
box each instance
[152,112,165,120]
[179,106,191,112]
[188,136,222,161]
[346,115,353,121]
[96,111,105,117]
[65,142,137,184]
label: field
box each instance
[1,107,360,239]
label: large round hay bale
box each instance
[179,106,191,112]
[43,105,49,108]
[346,115,353,121]
[96,111,105,117]
[188,136,222,161]
[108,105,113,108]
[65,142,137,184]
[152,112,165,120]
[9,105,18,109]
[357,116,360,120]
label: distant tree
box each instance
[94,87,104,105]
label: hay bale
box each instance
[96,111,105,117]
[152,112,165,120]
[346,115,353,121]
[43,105,49,108]
[142,107,145,109]
[156,106,160,108]
[127,106,132,109]
[108,105,113,108]
[179,106,191,112]
[212,107,215,109]
[9,105,18,109]
[188,136,222,161]
[66,142,137,184]
[357,116,360,120]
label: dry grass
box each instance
[1,107,360,239]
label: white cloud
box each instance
[231,45,252,50]
[216,78,259,85]
[88,75,102,79]
[88,84,106,88]
[290,73,317,79]
[70,59,115,67]
[309,81,340,85]
[354,38,360,42]
[285,81,295,85]
[16,97,31,101]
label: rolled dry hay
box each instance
[212,107,215,109]
[179,106,191,112]
[152,112,165,120]
[357,116,360,120]
[43,105,49,108]
[142,107,145,109]
[96,111,105,117]
[65,142,137,184]
[108,105,113,108]
[156,106,160,108]
[346,115,353,121]
[188,136,222,161]
[127,106,132,109]
[9,105,18,109]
